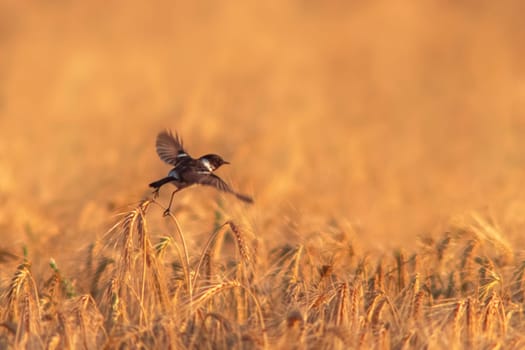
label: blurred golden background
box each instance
[1,1,525,267]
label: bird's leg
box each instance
[163,188,181,216]
[152,187,160,199]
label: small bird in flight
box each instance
[150,130,253,215]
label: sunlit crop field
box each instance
[1,1,525,348]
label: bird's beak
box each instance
[224,160,230,165]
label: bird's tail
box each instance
[149,177,174,189]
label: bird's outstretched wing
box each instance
[193,173,253,203]
[155,130,189,165]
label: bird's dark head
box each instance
[200,154,229,171]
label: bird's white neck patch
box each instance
[201,158,213,171]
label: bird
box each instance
[149,130,253,215]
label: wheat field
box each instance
[1,1,525,349]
